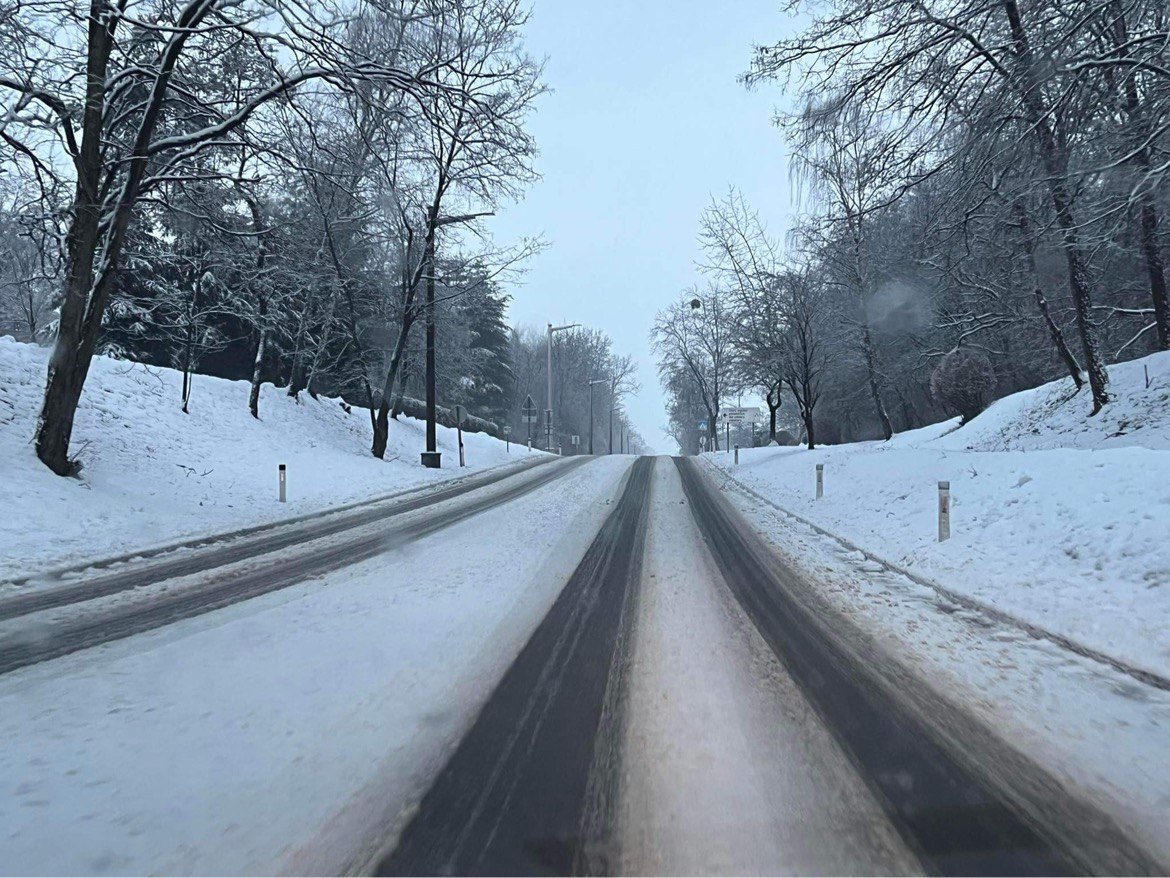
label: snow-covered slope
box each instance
[0,337,537,578]
[709,351,1170,679]
[936,351,1170,452]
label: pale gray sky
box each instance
[492,1,798,453]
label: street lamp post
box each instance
[588,378,605,455]
[546,322,580,451]
[419,209,493,469]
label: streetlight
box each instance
[587,378,605,455]
[546,322,580,452]
[688,297,713,453]
[420,209,493,469]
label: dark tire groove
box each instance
[674,455,1083,877]
[377,457,653,877]
[0,458,589,676]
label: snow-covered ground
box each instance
[708,350,1170,680]
[0,337,541,578]
[0,455,634,876]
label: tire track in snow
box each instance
[675,455,1084,877]
[375,456,653,877]
[0,455,557,621]
[0,457,590,675]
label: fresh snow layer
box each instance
[0,455,634,876]
[713,471,1170,868]
[0,337,544,578]
[617,459,917,875]
[709,350,1170,679]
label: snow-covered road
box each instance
[617,459,917,875]
[0,456,632,875]
[2,454,1164,876]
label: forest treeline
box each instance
[0,0,644,466]
[655,0,1170,454]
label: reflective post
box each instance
[938,481,951,541]
[816,463,823,499]
[279,464,286,503]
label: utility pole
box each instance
[588,378,604,455]
[546,322,580,451]
[421,207,439,468]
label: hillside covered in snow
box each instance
[0,338,533,578]
[710,351,1170,679]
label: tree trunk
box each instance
[249,320,267,420]
[1138,201,1170,350]
[861,322,893,439]
[372,311,417,458]
[286,299,310,400]
[1014,202,1083,387]
[1001,0,1109,410]
[766,385,780,441]
[305,289,337,399]
[1110,1,1170,350]
[33,0,113,475]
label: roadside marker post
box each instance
[816,463,823,499]
[278,464,286,503]
[734,445,739,465]
[938,481,951,541]
[504,425,511,453]
[455,405,466,467]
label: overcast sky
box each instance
[490,1,798,453]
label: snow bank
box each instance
[0,337,539,578]
[709,350,1170,679]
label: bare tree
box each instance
[0,0,451,473]
[651,287,735,452]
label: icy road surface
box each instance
[1,455,1164,875]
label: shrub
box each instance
[931,347,996,423]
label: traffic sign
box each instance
[723,406,761,425]
[522,394,538,424]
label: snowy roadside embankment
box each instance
[708,351,1170,680]
[0,337,539,579]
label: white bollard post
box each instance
[734,445,739,465]
[527,438,532,452]
[938,480,951,541]
[816,463,823,499]
[278,463,286,503]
